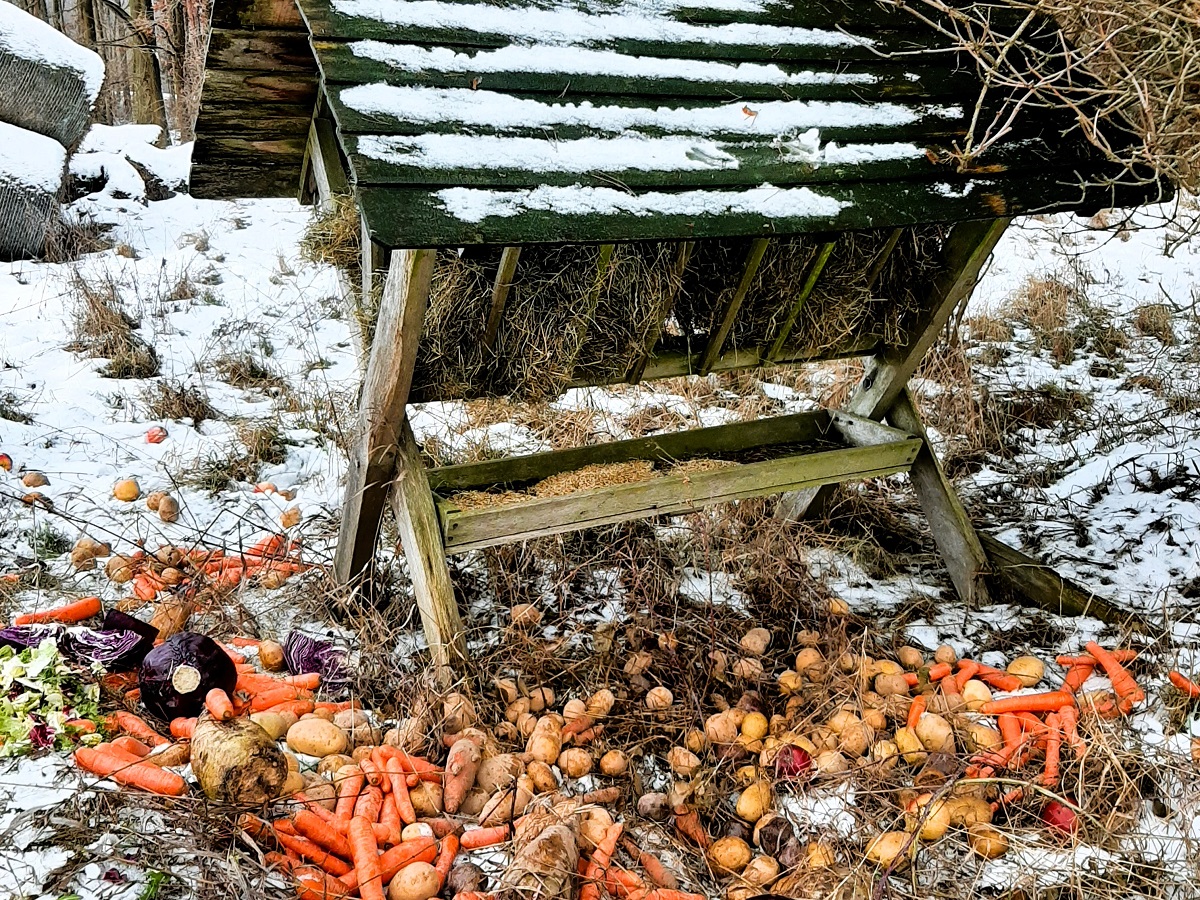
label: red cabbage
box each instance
[283,631,347,690]
[138,631,237,720]
[0,625,147,668]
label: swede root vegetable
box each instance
[192,714,289,803]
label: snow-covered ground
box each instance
[2,127,1200,898]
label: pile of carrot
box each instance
[951,643,1143,811]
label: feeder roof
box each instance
[190,0,1166,247]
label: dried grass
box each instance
[68,273,160,379]
[530,460,658,497]
[1133,302,1176,344]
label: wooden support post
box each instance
[360,211,388,309]
[334,249,437,588]
[628,241,692,384]
[886,388,990,606]
[978,533,1153,632]
[778,217,1010,526]
[765,237,836,362]
[390,418,466,683]
[863,227,904,289]
[482,246,521,352]
[303,117,350,210]
[699,238,770,375]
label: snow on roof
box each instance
[341,84,962,134]
[0,1,104,103]
[435,183,847,223]
[349,41,878,87]
[331,0,871,49]
[0,121,66,191]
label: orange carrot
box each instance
[359,757,383,787]
[228,637,261,648]
[906,694,926,730]
[262,699,315,717]
[74,747,187,796]
[294,865,350,900]
[218,643,247,664]
[581,823,624,900]
[131,573,165,601]
[169,717,196,740]
[965,662,1024,692]
[205,688,236,721]
[673,806,709,849]
[111,735,151,758]
[14,596,102,625]
[64,718,97,734]
[294,793,341,828]
[1056,650,1137,667]
[295,809,355,859]
[1062,663,1094,694]
[378,793,401,845]
[954,662,980,692]
[335,770,366,822]
[279,673,321,689]
[620,839,677,891]
[434,834,459,889]
[347,817,385,900]
[1084,642,1145,713]
[112,711,170,747]
[1169,670,1200,699]
[980,691,1076,715]
[250,686,314,711]
[315,701,361,714]
[1041,712,1061,787]
[997,712,1023,750]
[375,746,443,781]
[273,827,353,878]
[1058,704,1085,754]
[903,662,952,686]
[640,891,707,900]
[235,663,257,674]
[608,866,648,899]
[384,758,417,825]
[354,785,383,824]
[459,825,510,850]
[444,734,483,815]
[366,836,437,888]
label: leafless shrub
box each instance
[1133,302,1175,344]
[142,379,218,426]
[68,274,160,379]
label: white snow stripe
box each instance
[331,0,872,49]
[435,183,848,222]
[348,41,879,87]
[340,84,963,135]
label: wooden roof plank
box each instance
[309,38,978,102]
[356,173,1158,249]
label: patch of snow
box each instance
[436,183,845,223]
[779,783,858,838]
[70,150,146,201]
[78,123,193,189]
[351,41,878,87]
[0,0,105,102]
[678,568,746,609]
[0,121,66,191]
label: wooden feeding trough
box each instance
[192,0,1164,674]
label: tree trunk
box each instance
[126,0,170,144]
[75,0,98,47]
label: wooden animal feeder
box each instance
[191,0,1163,674]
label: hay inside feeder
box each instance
[530,460,658,497]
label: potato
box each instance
[964,723,1003,753]
[740,711,769,742]
[874,673,909,697]
[286,719,348,758]
[527,686,555,713]
[814,750,848,775]
[896,646,924,670]
[410,781,443,817]
[388,861,440,900]
[303,779,337,811]
[599,749,628,776]
[865,832,909,867]
[579,807,615,849]
[637,792,670,821]
[516,713,538,740]
[710,836,752,874]
[961,679,992,711]
[493,677,520,705]
[526,717,563,764]
[908,795,951,841]
[443,692,476,733]
[402,822,436,842]
[332,708,368,731]
[893,727,927,765]
[278,770,305,797]
[705,711,739,745]
[69,547,96,571]
[510,603,542,629]
[586,688,616,719]
[968,824,1009,859]
[741,855,779,886]
[112,478,140,501]
[667,746,701,777]
[874,659,904,677]
[684,729,707,754]
[933,644,957,665]
[794,648,826,681]
[558,748,593,779]
[915,714,954,753]
[250,712,289,741]
[645,686,673,709]
[105,555,136,584]
[476,753,524,793]
[317,754,353,777]
[480,776,533,825]
[861,707,887,732]
[1007,655,1045,687]
[562,698,588,724]
[739,627,771,657]
[837,723,873,758]
[346,722,382,748]
[947,796,993,827]
[736,780,772,823]
[526,759,558,793]
[776,670,803,696]
[157,495,180,523]
[868,740,899,771]
[351,745,377,764]
[826,710,860,735]
[506,698,531,723]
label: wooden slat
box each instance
[482,247,521,352]
[864,227,904,288]
[309,39,978,102]
[295,0,957,62]
[189,134,309,198]
[304,117,350,208]
[210,0,304,31]
[333,248,437,585]
[206,28,317,71]
[628,241,693,384]
[355,173,1152,250]
[430,409,835,491]
[698,237,769,374]
[978,533,1154,632]
[200,67,319,105]
[438,438,921,552]
[766,237,836,361]
[192,102,314,133]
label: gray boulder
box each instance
[0,121,66,259]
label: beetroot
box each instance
[138,631,236,720]
[774,744,813,781]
